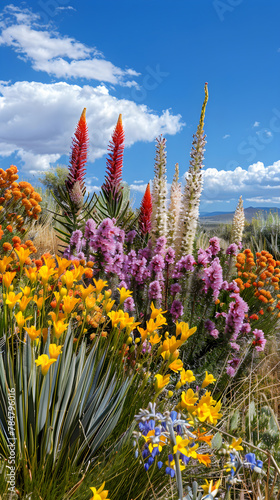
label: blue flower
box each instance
[158,461,163,469]
[244,453,263,472]
[165,467,175,478]
[170,410,177,422]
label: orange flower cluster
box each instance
[1,235,37,258]
[0,166,42,233]
[235,249,280,316]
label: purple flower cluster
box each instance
[225,293,248,341]
[203,257,223,301]
[252,329,266,351]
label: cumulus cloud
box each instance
[253,121,260,127]
[200,160,280,204]
[0,5,139,86]
[129,183,149,193]
[0,81,183,172]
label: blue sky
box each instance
[0,0,279,212]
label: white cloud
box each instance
[201,160,280,203]
[129,183,148,193]
[0,5,139,86]
[246,196,280,204]
[0,81,183,172]
[253,121,260,127]
[223,134,230,139]
[56,6,76,11]
[133,180,144,184]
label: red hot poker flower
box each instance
[66,108,89,195]
[139,182,153,235]
[102,114,124,200]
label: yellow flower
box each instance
[229,437,243,451]
[0,256,12,273]
[15,247,31,267]
[89,482,110,500]
[180,389,198,412]
[93,279,107,294]
[14,311,32,332]
[39,265,56,286]
[2,272,16,289]
[35,354,56,375]
[173,435,191,456]
[62,295,80,315]
[20,286,32,297]
[25,267,38,284]
[150,302,167,319]
[85,295,96,310]
[196,454,212,467]
[53,319,68,339]
[78,284,95,300]
[117,287,132,305]
[62,270,76,290]
[49,344,62,359]
[207,400,222,425]
[168,359,183,373]
[55,256,71,277]
[5,291,22,309]
[201,479,220,497]
[25,326,41,341]
[18,295,32,312]
[149,332,161,345]
[201,371,216,389]
[176,321,197,341]
[180,368,196,384]
[154,374,170,391]
[105,298,115,313]
[33,295,44,310]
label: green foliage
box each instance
[0,323,133,495]
[38,166,69,201]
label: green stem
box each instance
[168,422,184,500]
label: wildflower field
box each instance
[0,85,280,500]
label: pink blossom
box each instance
[252,329,266,351]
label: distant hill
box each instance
[199,207,280,225]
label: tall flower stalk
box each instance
[231,195,245,244]
[151,135,168,242]
[167,163,182,248]
[139,182,153,237]
[65,107,89,209]
[102,114,124,202]
[177,83,208,257]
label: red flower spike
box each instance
[102,114,124,199]
[139,182,152,235]
[66,108,89,195]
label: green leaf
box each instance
[211,432,223,449]
[230,409,240,431]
